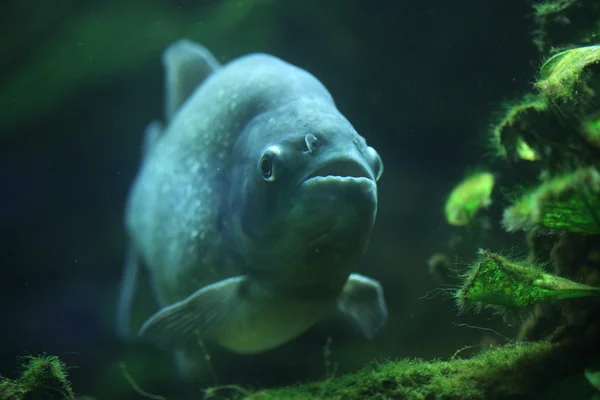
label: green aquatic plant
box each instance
[534,0,578,15]
[0,0,279,132]
[0,355,74,400]
[444,171,495,226]
[18,343,595,400]
[583,112,600,148]
[455,250,600,314]
[502,167,600,234]
[533,0,600,53]
[536,44,600,103]
[490,94,547,163]
[243,341,595,400]
[585,363,600,392]
[487,46,600,171]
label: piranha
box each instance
[116,38,388,379]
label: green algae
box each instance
[534,0,578,14]
[490,94,548,163]
[502,167,600,234]
[8,344,587,400]
[488,47,600,170]
[5,343,598,400]
[536,45,600,103]
[585,363,600,392]
[455,250,600,312]
[241,341,575,400]
[533,0,600,53]
[0,355,74,400]
[444,171,495,226]
[583,113,600,148]
[412,5,600,400]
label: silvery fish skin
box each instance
[116,39,388,379]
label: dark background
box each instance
[0,0,541,398]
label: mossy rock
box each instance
[533,0,600,53]
[444,171,495,226]
[239,341,596,400]
[490,94,548,163]
[536,45,600,106]
[489,93,600,171]
[490,45,600,171]
[0,355,74,400]
[502,167,600,234]
[582,111,600,149]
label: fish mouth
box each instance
[302,159,372,185]
[296,158,377,249]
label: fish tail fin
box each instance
[116,245,141,341]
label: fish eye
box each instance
[367,146,383,181]
[258,146,281,182]
[260,157,273,180]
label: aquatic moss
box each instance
[444,171,495,226]
[582,112,600,148]
[514,137,539,161]
[536,45,600,103]
[490,94,548,163]
[489,48,600,171]
[533,0,600,53]
[0,355,74,400]
[585,365,600,392]
[427,252,458,282]
[455,249,600,313]
[514,225,600,343]
[108,341,600,399]
[502,167,600,234]
[534,0,578,15]
[241,341,589,400]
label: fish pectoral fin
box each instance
[137,275,248,350]
[337,273,388,339]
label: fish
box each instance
[116,38,388,380]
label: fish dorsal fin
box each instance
[162,39,221,123]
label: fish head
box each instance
[226,97,383,282]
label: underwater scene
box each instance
[3,0,600,399]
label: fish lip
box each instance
[301,175,373,188]
[302,159,372,184]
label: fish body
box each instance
[116,39,387,379]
